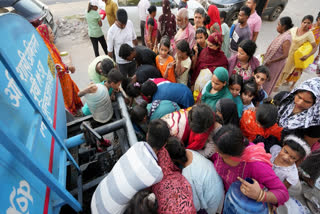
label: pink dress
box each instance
[211,144,289,206]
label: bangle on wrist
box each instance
[263,191,267,203]
[256,190,264,202]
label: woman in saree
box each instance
[275,15,317,89]
[191,33,228,87]
[311,12,320,60]
[211,125,289,206]
[145,5,158,49]
[206,4,221,33]
[263,17,293,95]
[36,24,83,115]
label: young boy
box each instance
[91,119,170,214]
[220,11,230,58]
[79,68,124,119]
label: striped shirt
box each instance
[91,141,163,214]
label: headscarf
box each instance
[230,143,273,167]
[206,5,221,32]
[201,67,234,111]
[152,148,196,213]
[162,0,171,16]
[208,33,222,50]
[278,77,320,129]
[36,24,66,72]
[216,98,240,126]
[214,66,229,83]
[191,33,228,85]
[240,109,283,142]
[158,0,176,39]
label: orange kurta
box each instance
[156,55,176,83]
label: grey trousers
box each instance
[140,20,146,46]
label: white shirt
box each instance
[138,0,150,21]
[270,145,299,186]
[107,20,137,64]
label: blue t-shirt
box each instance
[152,83,194,108]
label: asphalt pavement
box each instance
[43,0,86,5]
[50,0,320,90]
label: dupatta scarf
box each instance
[192,33,228,85]
[206,5,221,32]
[279,77,320,130]
[36,24,67,74]
[240,109,283,142]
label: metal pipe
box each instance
[116,94,138,147]
[65,119,126,148]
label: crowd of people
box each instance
[35,0,320,213]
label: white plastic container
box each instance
[85,84,113,123]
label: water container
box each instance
[85,84,113,123]
[223,179,269,214]
[294,42,314,69]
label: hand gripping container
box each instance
[223,179,271,214]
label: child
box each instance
[240,99,283,152]
[251,65,270,106]
[130,102,148,141]
[175,40,192,85]
[155,36,176,83]
[215,98,240,126]
[161,104,215,150]
[271,135,310,191]
[79,68,123,118]
[220,11,230,58]
[241,81,258,111]
[104,68,124,101]
[191,27,208,71]
[229,74,243,117]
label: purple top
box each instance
[211,152,289,206]
[227,55,260,77]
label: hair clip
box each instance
[134,82,140,87]
[270,99,274,105]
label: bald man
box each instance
[173,8,195,55]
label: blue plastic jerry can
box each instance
[223,179,270,214]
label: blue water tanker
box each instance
[0,13,137,214]
[223,179,271,214]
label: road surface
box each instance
[51,0,319,89]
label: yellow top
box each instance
[105,0,118,26]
